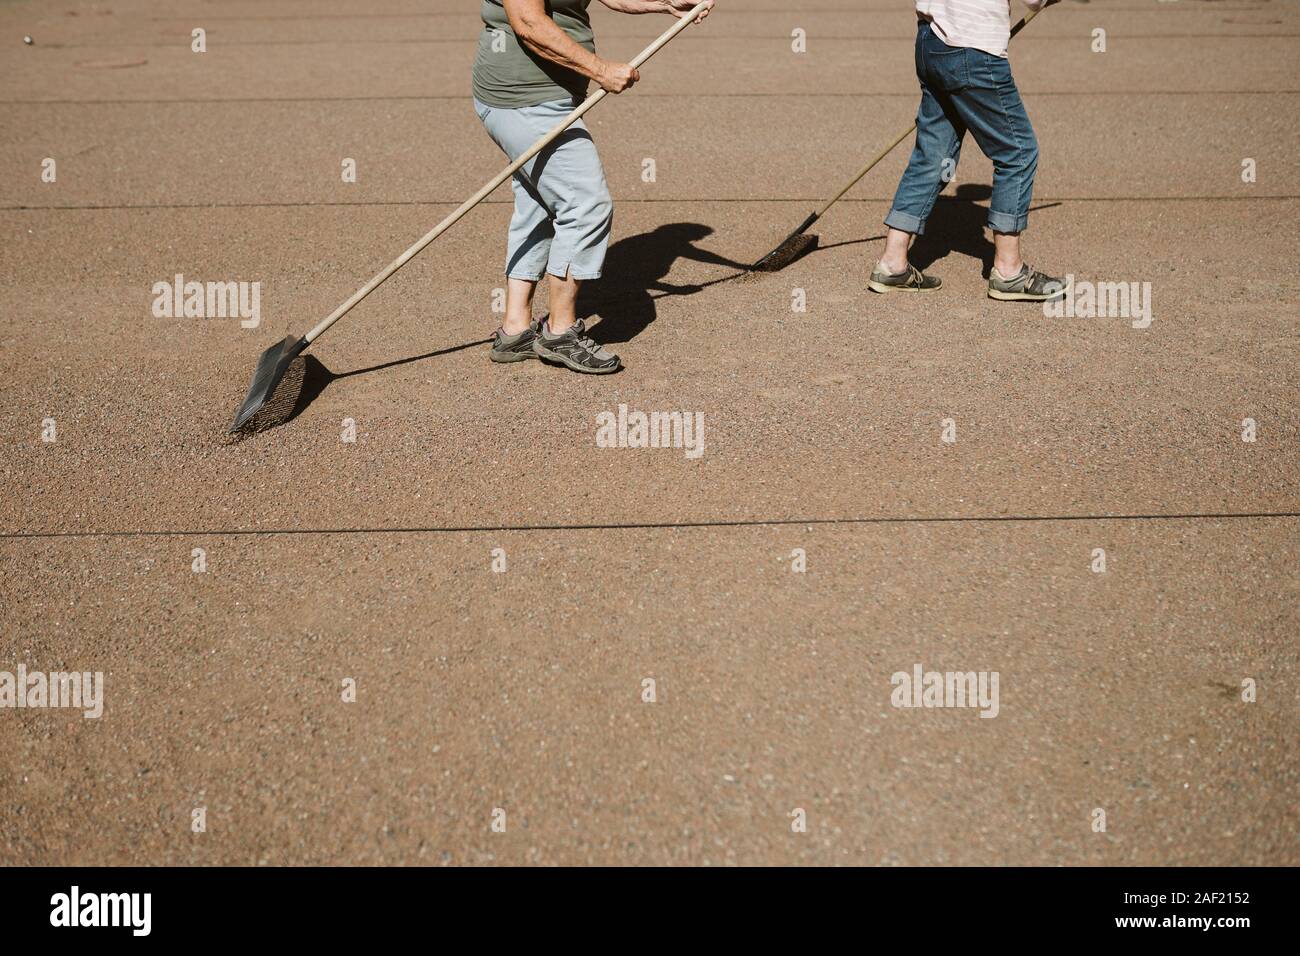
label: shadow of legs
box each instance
[909,183,996,276]
[576,222,748,345]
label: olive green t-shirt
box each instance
[472,0,595,108]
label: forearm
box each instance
[505,1,605,81]
[598,0,671,14]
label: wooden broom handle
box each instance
[306,1,712,344]
[813,7,1043,220]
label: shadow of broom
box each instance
[228,337,490,438]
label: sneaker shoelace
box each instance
[564,321,602,355]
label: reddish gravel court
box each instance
[1,0,1296,866]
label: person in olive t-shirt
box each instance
[473,0,712,374]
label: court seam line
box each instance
[3,511,1296,541]
[142,6,1276,17]
[3,91,1297,104]
[38,34,1300,46]
[5,196,1295,212]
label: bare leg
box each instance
[879,227,914,274]
[503,277,536,335]
[992,231,1024,278]
[546,271,581,335]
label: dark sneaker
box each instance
[868,261,942,294]
[533,319,621,374]
[988,264,1068,301]
[490,320,540,363]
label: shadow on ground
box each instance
[227,339,488,439]
[909,184,1063,277]
[233,196,1082,440]
[740,186,1062,277]
[579,222,749,344]
[226,223,748,438]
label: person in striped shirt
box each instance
[869,0,1067,301]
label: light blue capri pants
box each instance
[474,97,613,281]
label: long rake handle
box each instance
[305,1,710,345]
[811,8,1041,222]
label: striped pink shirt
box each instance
[916,0,1045,58]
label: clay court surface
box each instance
[1,0,1297,865]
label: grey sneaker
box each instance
[533,319,621,374]
[988,264,1068,301]
[490,320,540,363]
[868,261,942,294]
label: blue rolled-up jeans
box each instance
[885,21,1039,237]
